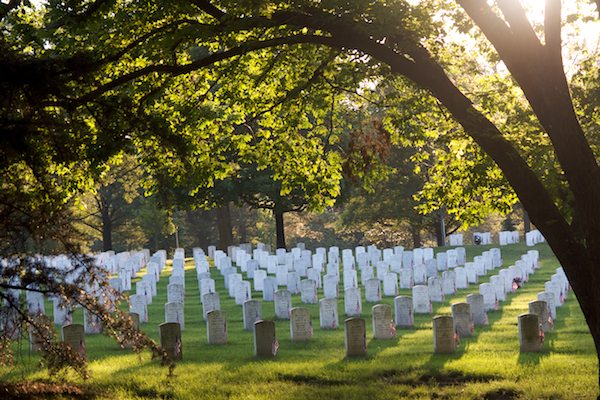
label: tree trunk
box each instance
[101,205,112,252]
[411,225,421,248]
[238,206,248,243]
[435,211,446,247]
[275,209,286,250]
[216,204,233,250]
[523,208,531,233]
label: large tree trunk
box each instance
[101,205,112,252]
[216,204,233,250]
[523,208,531,233]
[237,205,248,243]
[274,209,286,249]
[435,211,446,247]
[411,225,422,248]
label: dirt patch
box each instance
[0,381,100,399]
[376,369,498,387]
[483,388,521,400]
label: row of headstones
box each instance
[518,266,569,352]
[525,230,545,246]
[124,249,172,325]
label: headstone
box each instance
[399,269,413,289]
[159,322,183,360]
[254,320,277,358]
[300,279,318,304]
[454,267,468,289]
[441,271,456,295]
[394,296,413,328]
[412,285,431,314]
[243,300,262,331]
[263,277,278,302]
[62,324,85,358]
[53,298,72,326]
[129,294,148,323]
[199,278,216,298]
[365,279,382,302]
[253,269,267,292]
[287,272,301,295]
[167,283,185,304]
[537,291,557,320]
[344,287,362,316]
[84,310,102,334]
[518,313,542,352]
[202,292,221,320]
[383,272,398,297]
[290,307,313,341]
[206,310,228,345]
[372,304,395,340]
[433,315,457,354]
[451,302,473,338]
[165,302,185,330]
[274,290,292,319]
[235,280,252,305]
[319,298,339,329]
[479,283,497,311]
[344,318,367,357]
[428,277,444,303]
[323,275,339,299]
[529,300,553,333]
[467,294,488,326]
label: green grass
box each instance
[2,243,598,399]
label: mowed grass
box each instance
[2,243,598,399]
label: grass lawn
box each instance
[2,243,598,399]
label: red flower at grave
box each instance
[539,326,545,344]
[272,336,279,356]
[389,321,396,337]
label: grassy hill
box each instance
[2,243,598,399]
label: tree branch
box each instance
[544,0,562,60]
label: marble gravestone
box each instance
[323,275,339,299]
[319,298,339,329]
[84,310,103,334]
[537,291,557,320]
[372,304,395,340]
[300,279,318,304]
[202,292,221,320]
[518,313,542,352]
[165,302,185,330]
[254,320,278,358]
[394,296,413,328]
[529,300,553,333]
[167,283,185,304]
[290,307,313,341]
[433,315,456,354]
[263,277,278,302]
[206,310,228,344]
[274,289,292,320]
[160,322,183,360]
[479,283,497,311]
[243,300,262,331]
[62,324,85,358]
[383,272,398,297]
[235,280,252,305]
[129,294,148,323]
[451,302,473,338]
[344,317,367,357]
[412,285,431,314]
[344,287,362,316]
[365,279,382,303]
[466,293,488,326]
[428,277,444,303]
